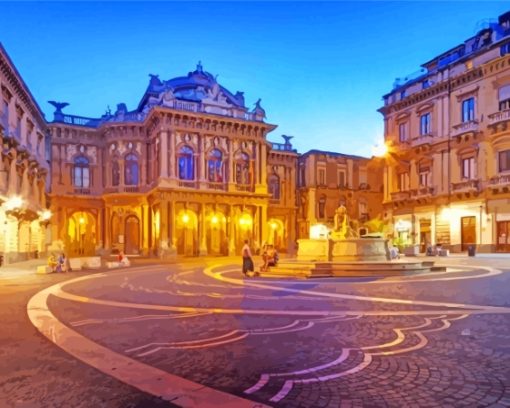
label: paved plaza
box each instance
[1,256,509,407]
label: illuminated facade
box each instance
[0,44,50,264]
[296,150,384,239]
[47,64,298,257]
[380,11,510,252]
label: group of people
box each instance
[242,240,279,277]
[48,253,68,273]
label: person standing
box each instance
[241,240,254,276]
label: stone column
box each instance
[261,142,267,187]
[199,135,206,188]
[159,199,170,258]
[198,203,208,256]
[261,205,268,247]
[169,200,177,254]
[104,207,111,250]
[228,205,236,256]
[228,140,235,191]
[141,204,149,255]
[169,132,176,179]
[160,130,168,178]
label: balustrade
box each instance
[206,182,227,191]
[178,180,198,189]
[235,184,254,192]
[489,174,510,186]
[488,109,510,126]
[390,191,410,201]
[452,120,478,136]
[73,188,91,195]
[451,179,479,192]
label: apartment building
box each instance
[379,11,510,252]
[0,44,50,263]
[296,150,384,239]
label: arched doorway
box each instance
[176,210,198,256]
[206,212,227,255]
[124,215,140,255]
[236,212,254,254]
[268,218,284,251]
[111,212,121,252]
[67,211,96,256]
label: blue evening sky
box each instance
[1,2,508,156]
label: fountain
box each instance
[265,206,434,278]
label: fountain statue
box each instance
[295,205,390,263]
[330,205,357,240]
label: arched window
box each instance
[268,174,280,199]
[112,160,120,186]
[73,156,90,187]
[207,149,223,182]
[124,153,139,185]
[178,145,194,180]
[235,152,251,185]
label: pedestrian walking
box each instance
[241,240,254,276]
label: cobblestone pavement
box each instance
[28,257,510,407]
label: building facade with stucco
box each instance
[46,63,299,257]
[0,44,50,264]
[379,11,510,253]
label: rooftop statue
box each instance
[48,101,69,114]
[48,101,69,122]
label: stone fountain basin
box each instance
[297,238,389,262]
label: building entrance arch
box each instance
[67,211,96,256]
[124,215,140,255]
[176,210,198,256]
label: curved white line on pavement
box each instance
[372,265,503,284]
[269,353,373,402]
[137,333,250,355]
[207,265,510,313]
[126,330,241,353]
[72,312,211,327]
[27,282,269,408]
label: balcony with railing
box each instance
[73,188,91,195]
[178,180,198,189]
[61,114,102,127]
[488,109,510,126]
[124,186,140,193]
[451,178,479,192]
[390,191,410,201]
[489,174,510,187]
[410,133,434,147]
[452,120,479,137]
[410,186,435,198]
[235,184,254,192]
[271,142,297,153]
[206,182,227,191]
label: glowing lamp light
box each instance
[79,217,85,224]
[239,214,252,227]
[182,213,190,224]
[39,209,52,221]
[4,196,24,211]
[211,215,219,225]
[270,222,278,230]
[372,143,388,157]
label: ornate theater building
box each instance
[0,44,50,263]
[380,11,510,253]
[47,63,298,257]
